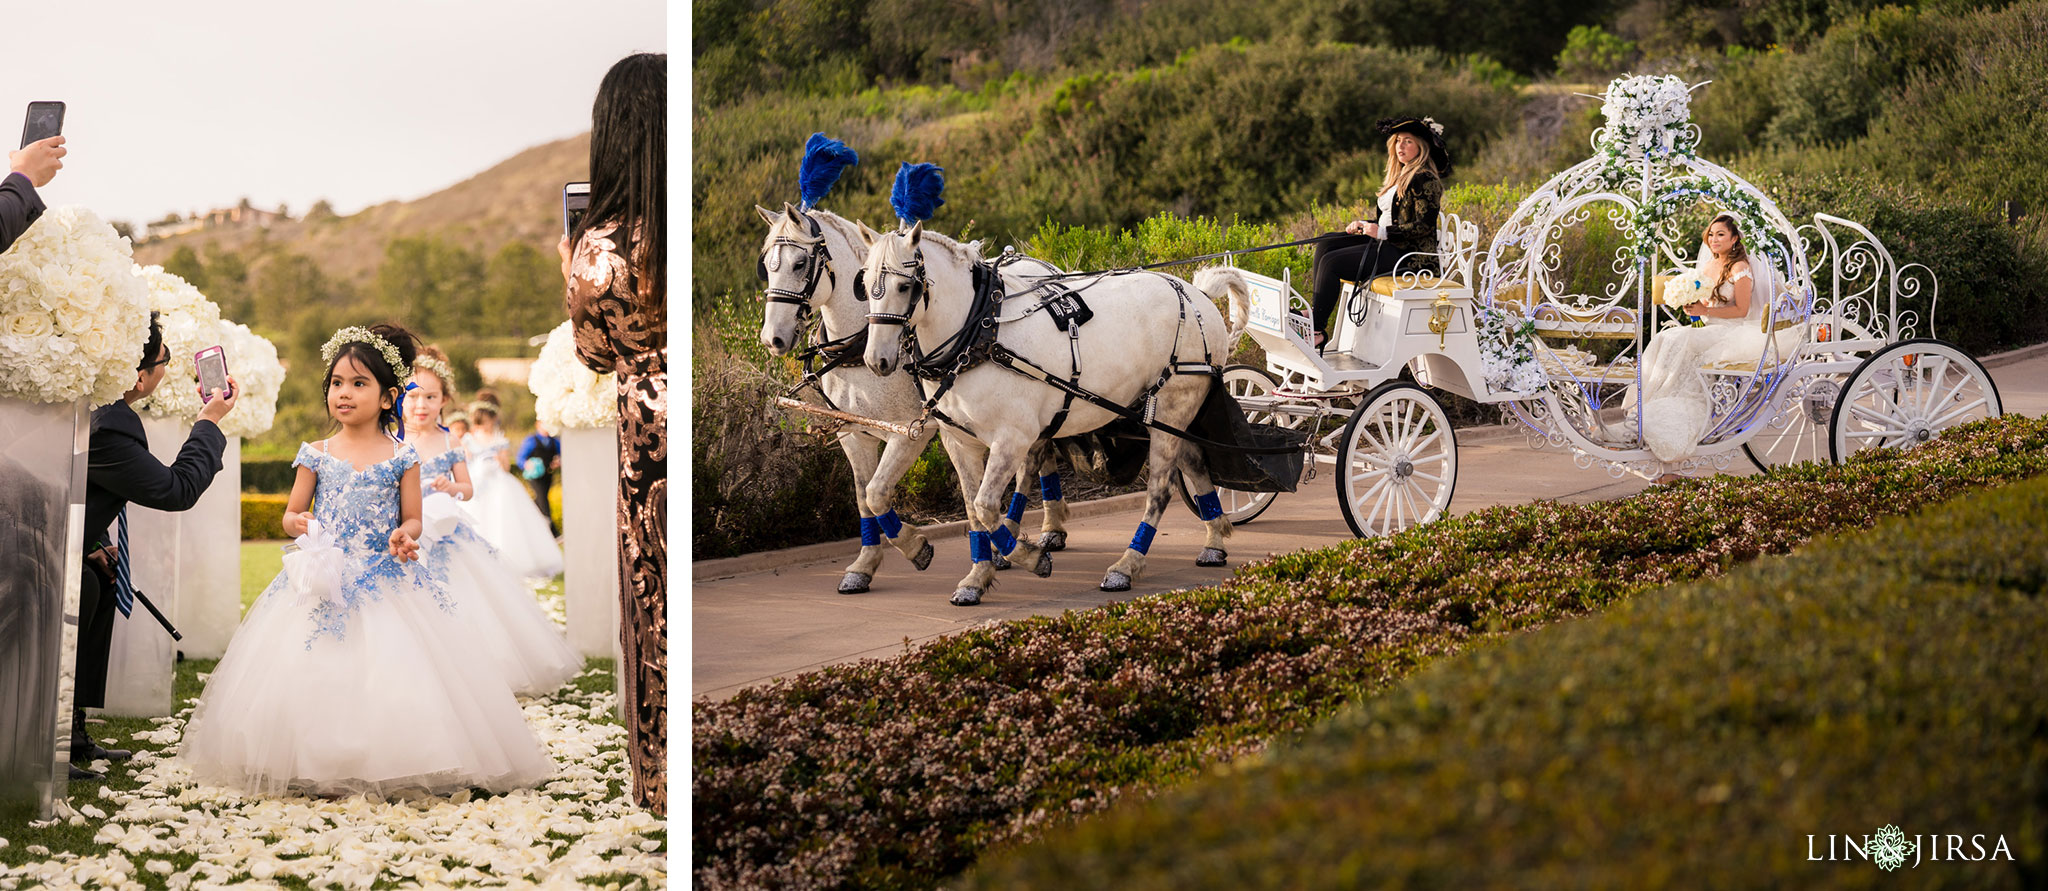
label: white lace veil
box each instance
[1692,214,1781,321]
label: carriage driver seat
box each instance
[1341,211,1481,299]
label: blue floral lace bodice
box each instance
[286,441,445,647]
[418,443,467,481]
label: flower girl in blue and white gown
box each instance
[460,397,565,583]
[180,324,552,797]
[403,347,581,697]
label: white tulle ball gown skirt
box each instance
[465,459,565,582]
[179,551,555,798]
[1639,320,1798,463]
[419,492,582,696]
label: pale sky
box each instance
[2,0,666,227]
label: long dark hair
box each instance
[1704,213,1748,301]
[323,323,420,435]
[573,52,665,307]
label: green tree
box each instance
[374,237,485,336]
[163,245,208,291]
[484,242,566,340]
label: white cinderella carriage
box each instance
[1201,75,2002,537]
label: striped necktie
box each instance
[112,507,136,618]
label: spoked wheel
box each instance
[1177,365,1291,525]
[1336,381,1458,538]
[1742,318,1872,471]
[1829,338,2002,463]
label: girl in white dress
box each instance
[1638,214,1794,479]
[404,349,581,696]
[180,324,552,797]
[460,400,565,582]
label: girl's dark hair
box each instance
[573,52,665,308]
[323,322,420,434]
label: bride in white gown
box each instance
[461,401,566,582]
[1638,214,1795,478]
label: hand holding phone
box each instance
[562,181,590,240]
[20,101,63,150]
[195,346,230,402]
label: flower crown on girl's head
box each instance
[413,355,454,388]
[321,327,413,380]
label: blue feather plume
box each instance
[890,162,946,225]
[798,133,859,209]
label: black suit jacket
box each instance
[0,171,45,254]
[84,401,227,552]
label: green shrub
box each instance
[241,494,288,540]
[969,459,2048,886]
[693,414,2048,891]
[1554,24,1636,81]
[240,459,296,494]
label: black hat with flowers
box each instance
[1375,116,1452,179]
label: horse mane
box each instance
[901,227,985,265]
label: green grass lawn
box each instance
[240,540,285,613]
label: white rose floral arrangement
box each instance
[1476,304,1546,395]
[1596,74,1696,162]
[133,266,225,423]
[215,321,286,438]
[0,207,152,406]
[529,320,617,429]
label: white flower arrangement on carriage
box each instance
[1213,74,2002,537]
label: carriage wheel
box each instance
[1336,381,1458,539]
[1177,365,1289,525]
[1828,338,2002,463]
[1741,317,1873,471]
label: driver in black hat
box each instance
[1307,116,1453,349]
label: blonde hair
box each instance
[1379,133,1439,197]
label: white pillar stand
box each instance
[561,425,623,712]
[0,396,91,821]
[102,418,241,715]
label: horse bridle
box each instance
[859,246,930,327]
[756,213,833,315]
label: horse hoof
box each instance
[950,587,984,606]
[1196,548,1228,567]
[838,572,872,594]
[992,552,1013,571]
[910,541,935,571]
[1037,531,1067,552]
[1100,571,1132,592]
[1032,551,1054,577]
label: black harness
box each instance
[760,213,864,413]
[875,246,1295,455]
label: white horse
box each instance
[859,220,1252,604]
[756,204,1072,593]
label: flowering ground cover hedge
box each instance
[693,414,2048,889]
[966,464,2048,886]
[0,586,663,888]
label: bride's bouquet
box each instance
[1660,275,1708,310]
[0,207,152,406]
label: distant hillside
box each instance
[135,133,590,283]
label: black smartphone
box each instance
[21,101,64,150]
[562,181,590,240]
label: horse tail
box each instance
[1194,266,1253,352]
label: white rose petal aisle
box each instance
[0,619,665,888]
[530,321,624,665]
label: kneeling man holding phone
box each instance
[73,314,239,781]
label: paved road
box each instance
[693,349,2048,700]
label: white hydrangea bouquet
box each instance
[134,265,224,422]
[217,321,285,438]
[530,319,617,429]
[0,207,152,406]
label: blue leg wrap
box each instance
[859,516,881,547]
[991,524,1018,555]
[1195,491,1224,522]
[1039,474,1063,502]
[1128,522,1157,555]
[876,509,903,539]
[968,531,993,563]
[1006,492,1027,524]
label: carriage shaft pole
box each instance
[772,397,920,437]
